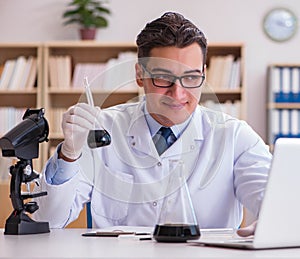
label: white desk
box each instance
[1,228,300,258]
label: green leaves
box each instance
[62,0,111,28]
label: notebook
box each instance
[190,138,300,249]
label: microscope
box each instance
[0,108,50,235]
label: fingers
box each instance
[236,221,257,237]
[60,103,102,160]
[63,103,100,130]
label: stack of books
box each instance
[48,51,137,91]
[202,100,241,119]
[48,108,65,134]
[206,55,241,90]
[48,55,72,88]
[0,56,37,90]
[0,107,26,134]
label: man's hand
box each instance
[60,103,101,161]
[236,221,257,237]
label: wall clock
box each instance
[263,7,297,42]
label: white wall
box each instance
[1,0,300,140]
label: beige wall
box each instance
[0,0,300,140]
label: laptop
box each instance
[190,138,300,249]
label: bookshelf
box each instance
[202,43,245,120]
[0,43,42,104]
[0,41,246,228]
[42,41,138,167]
[267,64,300,144]
[0,43,43,172]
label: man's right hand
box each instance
[60,103,101,161]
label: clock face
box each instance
[263,8,297,42]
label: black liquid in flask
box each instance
[87,129,111,148]
[153,159,200,242]
[153,224,200,242]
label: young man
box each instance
[35,12,272,234]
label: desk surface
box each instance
[1,228,300,259]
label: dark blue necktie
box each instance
[153,127,176,155]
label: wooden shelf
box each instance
[202,88,241,94]
[0,91,37,108]
[268,102,300,109]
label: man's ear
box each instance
[135,63,144,87]
[203,64,207,84]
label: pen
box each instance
[139,237,152,241]
[134,232,151,235]
[82,231,135,237]
[82,231,152,237]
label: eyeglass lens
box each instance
[143,66,204,88]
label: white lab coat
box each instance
[34,100,272,229]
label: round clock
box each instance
[263,7,297,42]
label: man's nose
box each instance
[169,80,186,97]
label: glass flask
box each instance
[84,76,111,149]
[153,159,200,242]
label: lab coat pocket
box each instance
[91,170,133,221]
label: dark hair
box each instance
[136,12,207,65]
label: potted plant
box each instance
[62,0,111,40]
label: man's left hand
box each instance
[236,221,257,237]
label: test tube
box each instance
[84,76,111,148]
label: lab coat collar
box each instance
[126,101,158,157]
[126,101,205,157]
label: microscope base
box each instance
[4,210,50,235]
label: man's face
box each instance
[136,43,205,126]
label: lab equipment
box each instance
[153,159,200,242]
[0,108,50,235]
[84,76,111,148]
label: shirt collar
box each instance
[143,103,193,139]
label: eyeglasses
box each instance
[142,65,205,88]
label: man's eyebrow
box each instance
[151,68,202,74]
[151,68,173,73]
[184,69,202,74]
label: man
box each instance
[35,12,272,234]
